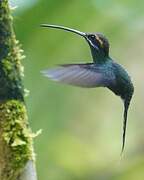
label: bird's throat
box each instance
[90,45,108,63]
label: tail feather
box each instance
[121,98,131,155]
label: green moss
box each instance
[0,100,34,174]
[0,1,36,179]
[0,1,24,101]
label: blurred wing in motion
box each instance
[42,63,115,88]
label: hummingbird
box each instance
[41,24,134,154]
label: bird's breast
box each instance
[109,62,134,99]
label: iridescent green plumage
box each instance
[41,24,134,154]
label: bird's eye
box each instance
[91,35,95,38]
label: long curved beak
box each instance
[40,24,86,38]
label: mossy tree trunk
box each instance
[0,1,37,179]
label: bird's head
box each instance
[85,33,109,59]
[41,24,110,61]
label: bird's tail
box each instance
[121,95,132,155]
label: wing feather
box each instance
[42,63,115,88]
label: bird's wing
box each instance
[42,63,115,88]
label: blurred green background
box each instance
[11,0,144,179]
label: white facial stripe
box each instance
[90,40,99,50]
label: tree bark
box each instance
[0,1,37,179]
